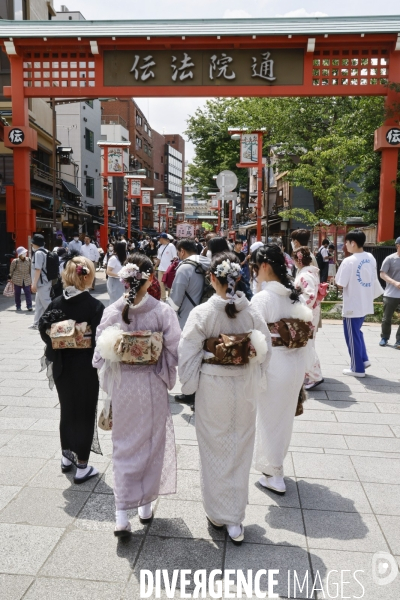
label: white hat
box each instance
[167,234,174,241]
[250,241,264,253]
[16,246,28,256]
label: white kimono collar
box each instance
[261,281,291,296]
[63,286,89,300]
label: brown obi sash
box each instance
[48,320,92,350]
[268,318,312,349]
[114,331,163,365]
[203,332,256,366]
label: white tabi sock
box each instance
[75,464,99,479]
[227,524,242,539]
[61,455,72,466]
[115,510,129,528]
[138,502,152,519]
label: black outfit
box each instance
[233,250,246,264]
[145,245,157,262]
[39,292,105,463]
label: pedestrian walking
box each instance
[328,244,337,281]
[29,234,54,330]
[145,238,158,265]
[106,242,127,304]
[93,254,181,537]
[379,237,400,349]
[335,230,383,377]
[167,238,211,408]
[251,244,312,495]
[68,232,82,254]
[155,233,177,301]
[316,239,330,283]
[38,255,104,483]
[178,253,271,545]
[290,229,319,268]
[293,246,324,390]
[8,246,33,312]
[80,235,100,290]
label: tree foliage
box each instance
[185,95,389,225]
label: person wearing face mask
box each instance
[68,233,82,254]
[290,229,319,270]
[9,246,33,312]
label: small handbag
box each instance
[3,281,14,297]
[48,320,92,349]
[203,332,255,365]
[114,330,163,365]
[98,405,113,431]
[268,319,312,349]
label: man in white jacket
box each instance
[80,235,100,290]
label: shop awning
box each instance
[61,180,82,197]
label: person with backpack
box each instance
[167,238,211,407]
[316,239,330,283]
[155,233,177,301]
[293,246,324,390]
[29,234,57,330]
[8,246,33,312]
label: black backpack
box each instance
[315,250,325,271]
[36,248,60,283]
[182,259,215,306]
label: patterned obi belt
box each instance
[202,332,256,366]
[47,320,92,350]
[114,331,163,365]
[268,318,313,349]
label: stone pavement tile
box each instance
[292,453,358,481]
[170,468,202,502]
[28,458,106,491]
[0,431,17,448]
[40,530,141,582]
[177,444,200,470]
[0,396,58,408]
[345,436,400,453]
[75,492,146,535]
[18,387,57,398]
[297,478,372,514]
[0,370,48,380]
[392,426,400,438]
[0,574,34,600]
[23,578,126,600]
[376,516,400,555]
[310,549,400,600]
[173,425,197,441]
[149,498,225,541]
[20,364,50,373]
[0,348,27,355]
[172,412,192,428]
[0,417,39,430]
[303,510,388,552]
[0,433,59,459]
[303,390,328,399]
[325,448,400,460]
[0,485,21,511]
[327,391,397,403]
[0,378,50,389]
[336,412,400,425]
[307,399,379,412]
[0,456,46,486]
[0,486,90,527]
[93,462,114,495]
[243,505,307,548]
[290,432,347,449]
[296,410,337,422]
[363,483,400,516]
[225,543,317,599]
[249,475,300,509]
[28,419,59,432]
[0,523,64,575]
[293,420,394,437]
[377,403,400,414]
[1,406,59,420]
[0,386,35,397]
[169,401,193,416]
[289,447,324,454]
[351,456,400,484]
[131,537,224,591]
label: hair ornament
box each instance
[75,263,89,276]
[118,264,151,282]
[213,259,241,305]
[295,251,303,266]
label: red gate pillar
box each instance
[377,50,400,242]
[10,55,32,250]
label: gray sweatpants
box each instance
[33,282,52,326]
[381,296,400,342]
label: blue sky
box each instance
[55,1,400,160]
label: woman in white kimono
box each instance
[93,254,181,537]
[293,246,324,390]
[178,252,271,545]
[251,245,313,495]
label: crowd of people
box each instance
[4,227,399,544]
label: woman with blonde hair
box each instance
[38,255,105,484]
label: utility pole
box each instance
[52,99,57,231]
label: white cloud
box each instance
[276,8,328,17]
[223,9,253,18]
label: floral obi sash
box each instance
[114,331,163,365]
[48,320,92,349]
[202,332,256,365]
[268,319,313,349]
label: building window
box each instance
[160,156,164,163]
[86,176,94,198]
[136,114,142,126]
[154,172,159,180]
[136,136,142,149]
[85,128,94,152]
[85,100,94,108]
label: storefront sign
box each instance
[176,223,195,238]
[107,147,124,173]
[104,49,304,87]
[130,179,141,197]
[141,190,151,205]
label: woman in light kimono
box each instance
[178,252,271,545]
[293,246,324,390]
[93,254,181,537]
[251,244,313,495]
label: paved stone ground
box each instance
[0,272,400,599]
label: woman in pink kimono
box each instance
[93,254,181,537]
[293,246,324,390]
